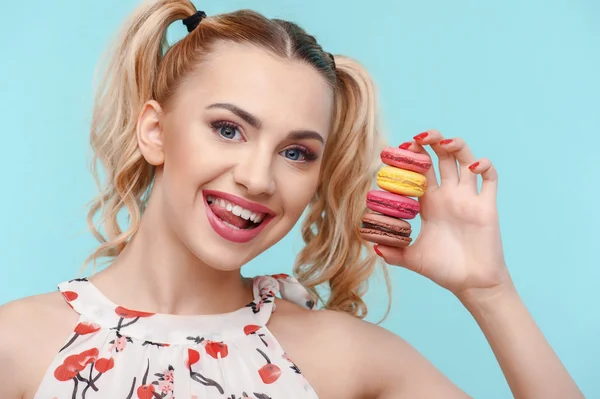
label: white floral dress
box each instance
[33,274,320,399]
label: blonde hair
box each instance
[86,0,390,319]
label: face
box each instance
[137,41,334,270]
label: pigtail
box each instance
[294,56,391,319]
[84,0,196,270]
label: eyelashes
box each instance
[211,120,243,141]
[210,120,319,163]
[281,145,318,162]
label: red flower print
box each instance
[256,348,281,384]
[204,340,228,359]
[60,322,102,352]
[137,384,155,399]
[114,307,155,332]
[259,364,281,384]
[130,359,159,399]
[188,349,225,394]
[109,334,130,353]
[157,380,174,394]
[271,273,290,280]
[162,368,174,382]
[74,322,101,335]
[115,306,155,318]
[62,291,78,301]
[54,348,99,381]
[187,348,200,367]
[95,357,115,373]
[244,324,268,346]
[244,325,261,335]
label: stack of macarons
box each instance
[360,146,432,248]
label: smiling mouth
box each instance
[206,195,266,230]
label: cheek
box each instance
[161,143,199,198]
[278,167,320,219]
[161,131,229,205]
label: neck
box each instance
[89,197,254,316]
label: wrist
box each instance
[456,279,520,316]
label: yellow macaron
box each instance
[376,165,427,197]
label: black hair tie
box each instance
[182,10,207,33]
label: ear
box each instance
[137,100,165,166]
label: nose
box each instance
[233,148,276,196]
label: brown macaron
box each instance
[360,212,412,248]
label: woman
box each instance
[0,1,583,398]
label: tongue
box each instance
[210,203,252,229]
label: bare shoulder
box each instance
[270,299,470,399]
[0,291,79,399]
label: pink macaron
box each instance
[366,190,420,220]
[380,146,432,174]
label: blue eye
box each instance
[284,148,301,160]
[211,121,243,141]
[280,146,316,163]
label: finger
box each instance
[439,137,478,192]
[374,244,420,274]
[414,130,458,186]
[398,140,439,190]
[469,158,498,200]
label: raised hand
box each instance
[374,130,512,301]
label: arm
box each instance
[369,328,473,399]
[0,292,79,399]
[0,300,29,399]
[458,284,584,399]
[318,310,472,398]
[367,132,583,398]
[367,285,583,399]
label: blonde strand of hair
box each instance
[83,0,197,272]
[294,55,391,320]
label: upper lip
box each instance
[203,190,276,216]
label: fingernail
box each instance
[374,245,383,257]
[413,132,428,141]
[439,139,453,145]
[399,142,411,150]
[469,161,480,170]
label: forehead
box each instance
[179,42,334,138]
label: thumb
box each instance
[375,244,421,273]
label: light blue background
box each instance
[1,0,598,397]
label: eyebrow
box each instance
[206,102,325,144]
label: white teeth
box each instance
[240,209,250,220]
[207,195,266,223]
[232,205,243,217]
[249,212,258,223]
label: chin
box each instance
[178,216,268,272]
[170,188,295,270]
[193,246,248,271]
[185,228,279,272]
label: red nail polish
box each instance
[374,245,383,257]
[413,132,428,141]
[469,161,480,170]
[439,139,453,145]
[399,142,411,150]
